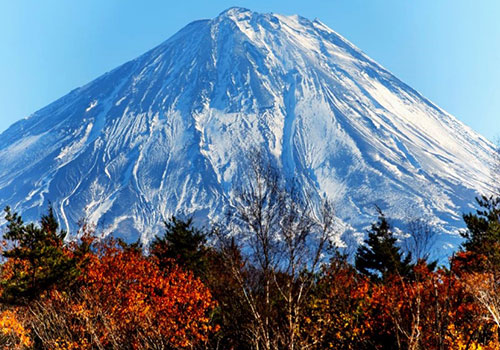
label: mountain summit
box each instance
[0,9,494,250]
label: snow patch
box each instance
[86,100,98,112]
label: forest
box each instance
[1,155,500,350]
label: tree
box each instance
[305,256,373,350]
[19,239,217,350]
[355,208,412,282]
[216,151,336,350]
[460,195,500,271]
[0,206,79,305]
[150,216,208,277]
[404,217,437,266]
[78,242,217,349]
[203,239,254,350]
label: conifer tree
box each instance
[150,216,208,277]
[355,208,412,281]
[1,206,78,305]
[460,195,500,270]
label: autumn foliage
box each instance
[79,243,216,349]
[0,211,217,350]
[1,195,500,349]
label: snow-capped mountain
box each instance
[0,8,495,252]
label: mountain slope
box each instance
[0,8,495,251]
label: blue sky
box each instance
[1,0,499,141]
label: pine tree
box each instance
[150,216,208,277]
[355,208,413,281]
[460,195,500,270]
[0,206,78,305]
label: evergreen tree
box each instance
[150,216,208,277]
[355,208,413,281]
[460,195,500,270]
[1,206,79,305]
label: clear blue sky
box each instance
[1,0,499,141]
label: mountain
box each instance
[0,8,495,253]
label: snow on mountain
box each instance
[0,8,495,253]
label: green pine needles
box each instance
[355,207,413,281]
[1,206,79,305]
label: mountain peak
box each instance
[218,7,252,17]
[0,10,494,256]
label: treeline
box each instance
[1,158,500,349]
